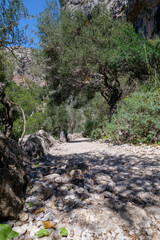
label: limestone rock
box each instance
[4,138,160,240]
[62,0,160,38]
[0,136,29,220]
[59,130,68,142]
[7,46,46,87]
[35,130,57,153]
[13,225,27,236]
[19,212,29,222]
[19,134,44,158]
[69,169,84,185]
[19,130,56,157]
[68,132,83,141]
[41,186,53,200]
[127,0,160,38]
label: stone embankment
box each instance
[4,138,160,240]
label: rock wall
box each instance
[127,0,160,38]
[7,47,46,87]
[61,0,126,16]
[61,0,160,38]
[0,135,30,220]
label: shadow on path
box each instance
[28,139,160,238]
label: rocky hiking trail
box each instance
[7,138,160,240]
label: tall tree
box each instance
[38,2,152,118]
[0,0,29,47]
[0,0,29,138]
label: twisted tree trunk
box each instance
[0,85,29,220]
[0,84,14,138]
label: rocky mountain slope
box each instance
[8,47,46,87]
[61,0,160,38]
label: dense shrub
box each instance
[104,90,160,144]
[5,82,47,140]
[83,120,98,137]
[82,92,108,138]
[25,111,47,135]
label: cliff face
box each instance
[127,0,160,38]
[7,47,46,87]
[62,0,160,38]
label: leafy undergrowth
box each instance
[60,227,68,237]
[89,90,160,144]
[0,224,18,240]
[105,90,160,144]
[36,229,49,238]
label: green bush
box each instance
[83,120,98,137]
[26,111,47,135]
[4,82,47,140]
[104,89,160,144]
[0,224,18,240]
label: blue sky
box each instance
[19,0,60,48]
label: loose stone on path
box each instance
[5,137,160,239]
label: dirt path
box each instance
[12,138,160,239]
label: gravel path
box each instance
[9,138,160,240]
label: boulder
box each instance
[19,130,57,157]
[0,135,29,220]
[59,130,68,142]
[68,132,83,141]
[36,130,57,153]
[19,134,44,158]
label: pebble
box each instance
[41,212,55,221]
[41,186,53,200]
[19,213,29,222]
[4,138,160,240]
[13,225,27,236]
[44,173,60,181]
[36,212,44,221]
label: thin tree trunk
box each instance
[10,101,26,139]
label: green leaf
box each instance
[0,224,19,240]
[36,229,50,238]
[29,202,34,207]
[60,227,68,237]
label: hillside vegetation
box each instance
[1,0,160,144]
[36,1,160,144]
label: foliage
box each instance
[44,91,108,137]
[36,229,49,238]
[84,120,98,137]
[0,0,30,139]
[29,202,34,207]
[83,92,108,121]
[6,82,46,115]
[4,82,47,140]
[0,52,6,83]
[60,227,68,237]
[77,92,108,137]
[37,2,160,118]
[104,89,160,144]
[0,0,29,47]
[0,224,18,240]
[25,112,47,135]
[45,101,70,136]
